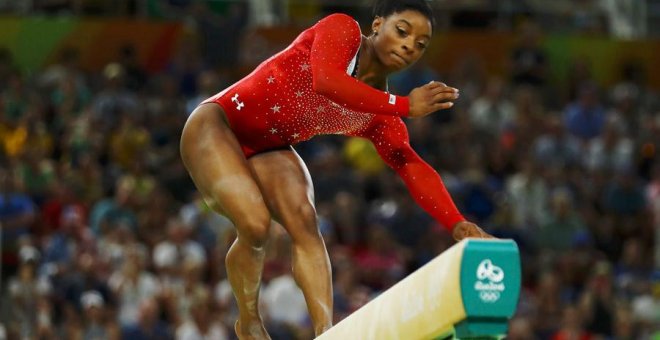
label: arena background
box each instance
[0,0,658,339]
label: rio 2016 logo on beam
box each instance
[474,259,505,303]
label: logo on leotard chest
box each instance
[231,93,244,110]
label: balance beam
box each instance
[316,239,521,340]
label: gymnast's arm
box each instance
[358,117,493,240]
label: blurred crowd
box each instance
[0,0,654,39]
[1,7,659,340]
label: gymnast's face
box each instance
[371,9,432,72]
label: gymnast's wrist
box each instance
[447,215,467,231]
[396,95,409,117]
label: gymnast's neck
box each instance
[358,35,389,92]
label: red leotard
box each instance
[203,13,465,230]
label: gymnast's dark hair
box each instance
[372,0,436,32]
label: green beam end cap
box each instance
[457,239,521,338]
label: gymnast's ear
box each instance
[371,16,383,36]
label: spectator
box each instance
[510,20,547,88]
[91,63,139,132]
[164,259,207,323]
[0,96,29,159]
[138,185,174,249]
[109,113,151,171]
[578,261,616,338]
[647,162,660,266]
[261,268,308,330]
[565,57,593,103]
[602,168,646,217]
[89,177,138,235]
[375,190,435,249]
[109,248,160,326]
[352,224,405,291]
[41,205,95,276]
[613,238,653,298]
[583,119,633,173]
[76,290,120,339]
[505,158,548,230]
[607,81,644,136]
[179,192,233,252]
[460,155,497,225]
[185,70,224,115]
[118,44,147,92]
[469,76,516,133]
[39,178,86,234]
[533,115,581,168]
[176,288,229,340]
[39,47,88,106]
[331,260,361,322]
[534,271,566,337]
[121,298,172,339]
[5,246,54,339]
[563,83,606,142]
[153,217,206,272]
[551,305,593,340]
[630,291,660,338]
[536,189,587,252]
[389,58,440,97]
[0,166,36,276]
[571,0,607,34]
[58,251,113,315]
[508,317,537,340]
[16,147,56,202]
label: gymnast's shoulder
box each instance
[315,13,361,31]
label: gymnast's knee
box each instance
[235,214,271,249]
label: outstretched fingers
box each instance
[425,81,446,90]
[432,101,454,110]
[431,90,459,103]
[426,81,458,93]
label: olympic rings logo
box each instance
[479,291,501,302]
[476,259,504,283]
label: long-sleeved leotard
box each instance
[202,13,465,230]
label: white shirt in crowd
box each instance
[176,320,228,340]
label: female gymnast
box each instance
[180,0,493,338]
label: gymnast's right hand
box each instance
[408,81,459,118]
[452,221,495,241]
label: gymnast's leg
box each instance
[249,148,333,336]
[180,103,271,339]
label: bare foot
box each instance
[235,320,271,340]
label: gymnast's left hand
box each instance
[452,221,495,241]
